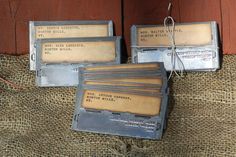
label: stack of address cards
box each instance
[29,20,121,87]
[72,63,169,139]
[131,21,220,71]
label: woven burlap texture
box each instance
[0,54,235,156]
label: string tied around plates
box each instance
[164,1,185,80]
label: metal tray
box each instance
[131,21,220,71]
[71,85,169,140]
[36,37,121,87]
[30,20,113,70]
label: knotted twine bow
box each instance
[164,2,185,80]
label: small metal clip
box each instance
[31,53,35,61]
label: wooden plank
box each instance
[48,0,122,36]
[0,0,17,54]
[221,0,236,54]
[13,0,122,55]
[1,0,235,55]
[178,0,223,52]
[123,0,180,56]
[15,0,54,20]
[0,19,15,54]
[16,21,28,55]
[0,0,12,19]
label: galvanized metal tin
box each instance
[71,85,169,140]
[131,21,220,71]
[71,63,169,139]
[36,37,121,87]
[30,20,113,70]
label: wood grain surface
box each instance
[0,0,235,55]
[0,0,122,55]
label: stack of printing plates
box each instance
[72,63,168,139]
[29,20,121,86]
[131,21,220,71]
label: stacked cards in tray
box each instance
[131,21,220,71]
[72,63,168,139]
[30,20,121,87]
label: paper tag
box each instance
[82,90,161,116]
[137,23,212,46]
[35,25,109,39]
[41,41,116,63]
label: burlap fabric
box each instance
[0,54,235,156]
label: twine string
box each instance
[164,4,185,80]
[0,77,22,91]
